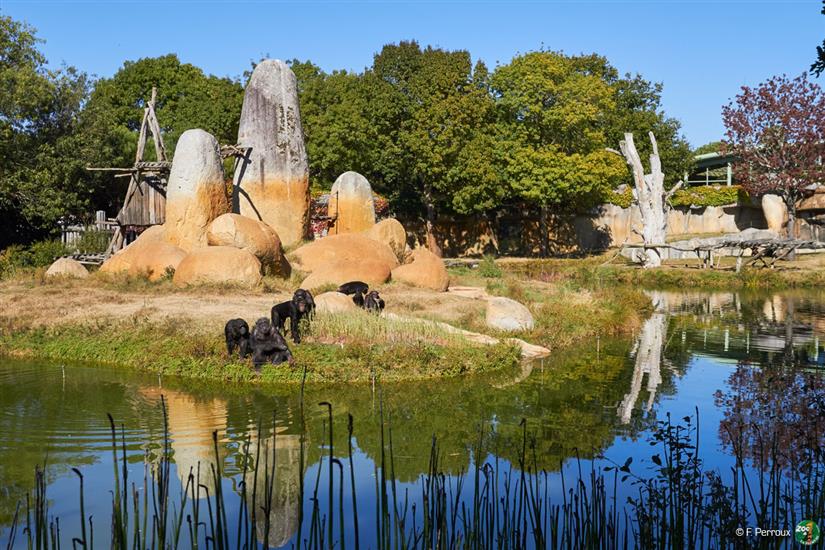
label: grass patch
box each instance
[0,315,521,385]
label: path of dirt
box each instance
[0,279,485,333]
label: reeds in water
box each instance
[5,400,824,550]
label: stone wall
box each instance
[401,203,772,257]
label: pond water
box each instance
[1,289,824,548]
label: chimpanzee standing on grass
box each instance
[364,290,385,313]
[271,289,315,343]
[224,318,251,359]
[250,317,293,368]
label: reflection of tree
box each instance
[714,363,825,471]
[618,293,667,424]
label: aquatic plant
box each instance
[4,391,824,549]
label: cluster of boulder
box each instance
[49,59,449,293]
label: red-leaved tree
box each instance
[722,73,825,238]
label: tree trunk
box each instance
[614,132,671,268]
[423,182,442,257]
[539,205,549,258]
[786,197,797,260]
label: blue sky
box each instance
[3,0,822,147]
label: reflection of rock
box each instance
[243,431,302,548]
[328,171,376,234]
[137,387,228,492]
[234,60,310,247]
[619,292,666,424]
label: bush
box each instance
[477,255,502,278]
[669,185,749,208]
[72,228,110,254]
[605,185,749,209]
[0,240,69,278]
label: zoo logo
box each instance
[795,520,820,546]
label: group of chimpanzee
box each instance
[224,281,386,370]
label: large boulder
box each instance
[207,213,288,276]
[365,218,407,260]
[164,129,229,251]
[301,259,391,290]
[234,59,309,247]
[173,246,262,288]
[391,247,449,291]
[99,235,187,281]
[328,171,375,234]
[290,233,399,273]
[45,257,89,279]
[485,297,535,332]
[314,291,358,314]
[762,194,787,235]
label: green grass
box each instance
[0,316,521,385]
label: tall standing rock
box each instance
[328,171,376,234]
[164,129,229,251]
[234,59,309,247]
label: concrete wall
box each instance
[402,203,772,257]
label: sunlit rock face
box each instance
[328,171,376,234]
[234,59,310,247]
[164,129,229,251]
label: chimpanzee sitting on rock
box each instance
[250,317,293,368]
[364,290,385,313]
[337,281,369,307]
[224,318,251,359]
[271,289,315,344]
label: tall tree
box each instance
[0,15,94,246]
[722,73,825,239]
[492,51,627,255]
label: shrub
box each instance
[477,255,502,278]
[605,185,749,209]
[669,185,749,208]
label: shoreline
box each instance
[0,264,650,384]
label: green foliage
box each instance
[607,186,634,208]
[0,239,68,277]
[477,255,503,278]
[669,185,749,207]
[71,228,111,254]
[1,13,693,250]
[605,185,749,208]
[693,141,723,155]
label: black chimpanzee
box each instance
[224,318,251,359]
[250,317,293,368]
[364,290,385,313]
[271,289,315,343]
[337,281,369,307]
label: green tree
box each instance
[491,51,627,255]
[0,16,95,247]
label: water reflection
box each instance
[618,291,666,424]
[3,288,825,547]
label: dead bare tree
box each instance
[609,132,682,268]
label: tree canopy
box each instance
[722,73,825,237]
[1,14,692,250]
